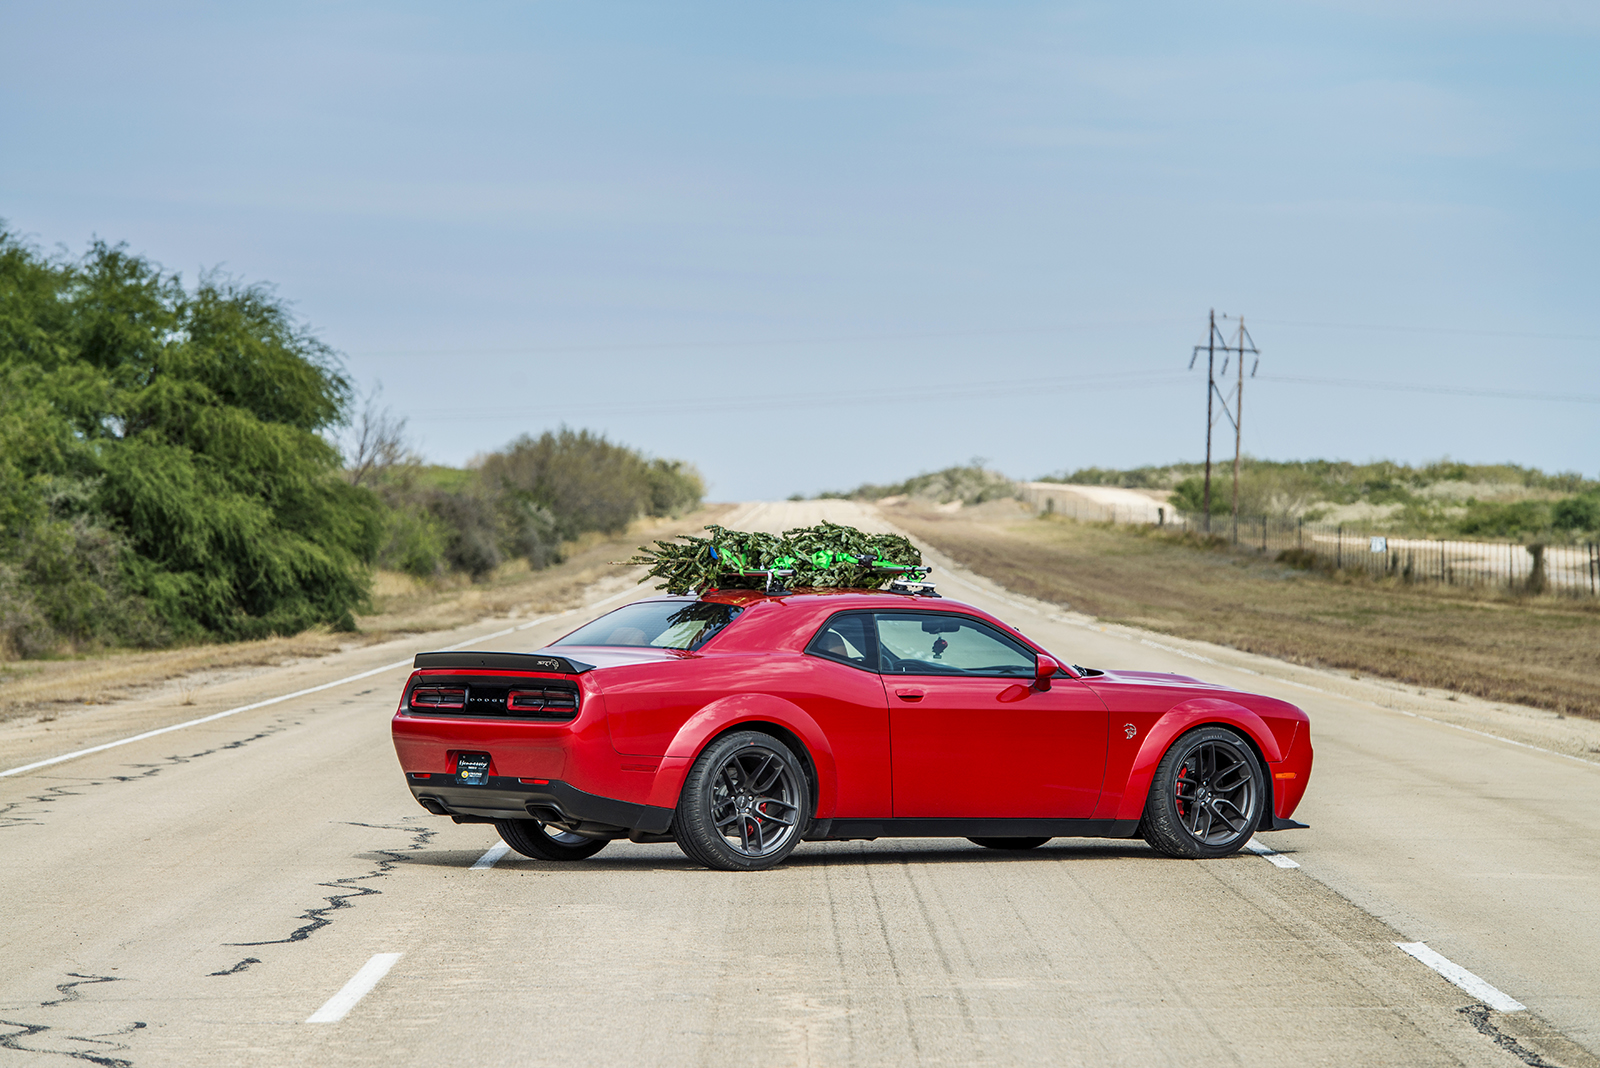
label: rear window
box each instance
[552,600,742,651]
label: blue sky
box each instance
[3,1,1596,498]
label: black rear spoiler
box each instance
[412,651,595,674]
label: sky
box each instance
[2,1,1596,499]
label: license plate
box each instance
[456,752,491,786]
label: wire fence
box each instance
[1045,498,1600,598]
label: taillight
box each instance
[507,689,579,714]
[410,686,466,709]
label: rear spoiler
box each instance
[412,651,595,674]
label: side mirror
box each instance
[1034,654,1060,690]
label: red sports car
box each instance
[391,589,1311,870]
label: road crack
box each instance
[0,721,294,831]
[0,975,146,1067]
[226,819,435,948]
[1459,1005,1561,1068]
[206,958,261,977]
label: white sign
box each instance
[1370,536,1387,553]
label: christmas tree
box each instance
[628,522,924,594]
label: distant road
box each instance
[1017,481,1171,523]
[1,499,1596,1067]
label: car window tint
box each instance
[875,613,1035,677]
[553,600,741,651]
[806,613,875,670]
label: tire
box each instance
[494,818,609,861]
[674,730,810,871]
[1141,726,1265,859]
[967,837,1052,850]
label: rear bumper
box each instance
[407,774,674,834]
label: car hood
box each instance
[1085,668,1226,690]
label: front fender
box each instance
[1111,697,1282,823]
[642,693,839,817]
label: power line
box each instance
[349,315,1600,360]
[405,368,1190,421]
[399,367,1600,423]
[1251,319,1600,343]
[1258,375,1600,404]
[347,317,1190,359]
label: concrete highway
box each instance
[2,500,1597,1067]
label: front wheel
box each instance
[494,818,609,861]
[968,837,1051,850]
[1141,727,1265,859]
[675,731,810,871]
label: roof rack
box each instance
[726,568,797,594]
[887,576,941,597]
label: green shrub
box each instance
[1455,500,1550,538]
[821,464,1017,505]
[377,507,448,579]
[1171,477,1208,515]
[1552,494,1600,533]
[0,227,385,651]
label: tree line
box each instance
[0,228,702,658]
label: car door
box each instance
[876,611,1109,818]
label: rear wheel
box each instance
[967,837,1052,850]
[494,818,609,861]
[1141,726,1264,859]
[675,731,810,871]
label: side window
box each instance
[805,612,877,672]
[875,613,1036,677]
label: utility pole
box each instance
[1203,311,1215,531]
[1189,313,1259,539]
[1231,314,1247,540]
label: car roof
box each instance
[572,588,1046,659]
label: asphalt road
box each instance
[2,500,1598,1068]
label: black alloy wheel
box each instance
[494,818,609,861]
[967,837,1052,850]
[675,730,810,871]
[1140,726,1264,859]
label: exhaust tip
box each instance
[526,804,567,823]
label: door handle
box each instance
[895,688,925,701]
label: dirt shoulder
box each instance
[890,501,1600,720]
[0,505,732,728]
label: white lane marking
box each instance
[0,657,412,779]
[306,952,404,1023]
[1385,708,1600,769]
[1394,942,1526,1011]
[0,596,640,780]
[518,609,574,632]
[1243,837,1301,868]
[471,840,512,870]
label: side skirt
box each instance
[819,818,1142,841]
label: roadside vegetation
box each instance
[806,463,1019,506]
[0,227,703,660]
[1045,459,1600,542]
[891,503,1600,719]
[0,506,730,724]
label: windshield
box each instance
[552,600,742,651]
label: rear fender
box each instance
[643,693,838,817]
[1112,697,1281,823]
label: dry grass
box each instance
[892,504,1600,720]
[0,505,732,724]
